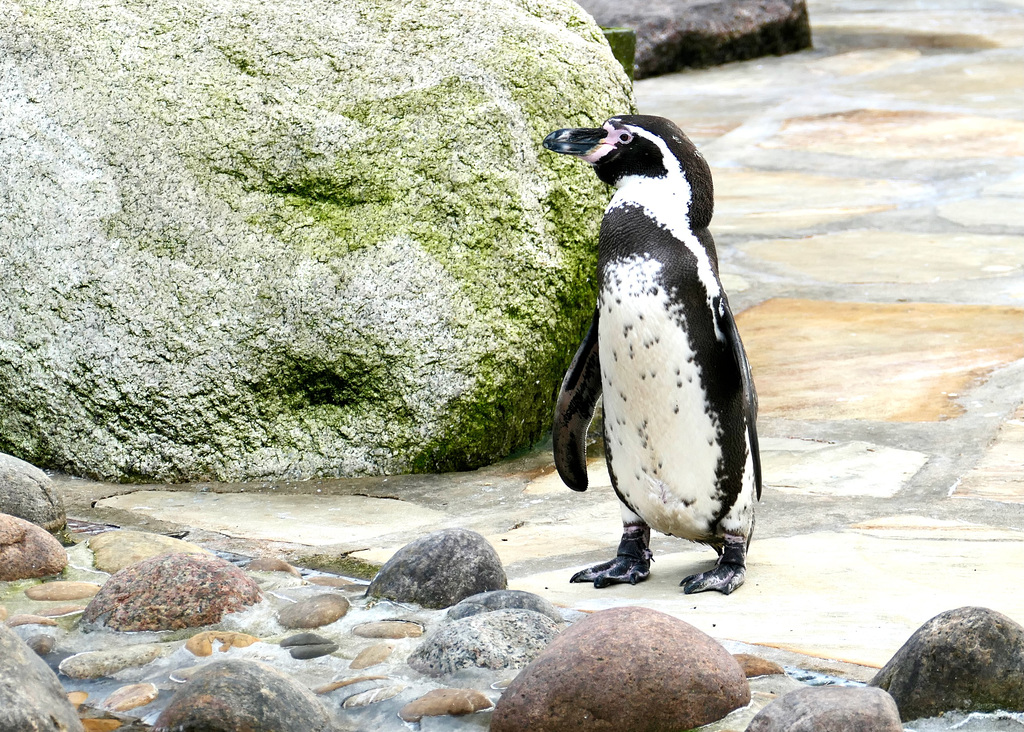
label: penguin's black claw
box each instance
[681,562,745,595]
[570,555,650,588]
[570,523,652,588]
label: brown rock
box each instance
[185,630,260,657]
[277,593,350,629]
[88,529,209,574]
[577,0,812,79]
[6,614,58,627]
[101,682,159,712]
[350,642,394,669]
[307,575,361,589]
[36,604,86,617]
[352,620,424,638]
[25,580,102,601]
[735,653,786,677]
[491,606,749,732]
[0,513,67,580]
[248,557,302,576]
[0,606,7,621]
[399,688,493,722]
[313,675,389,694]
[82,552,262,631]
[748,686,902,731]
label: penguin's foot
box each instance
[681,534,747,595]
[570,523,652,589]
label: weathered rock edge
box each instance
[0,0,634,482]
[579,0,813,79]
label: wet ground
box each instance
[55,0,1024,687]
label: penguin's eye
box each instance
[617,131,634,145]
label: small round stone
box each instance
[6,614,57,627]
[399,688,493,721]
[277,593,350,629]
[25,581,102,602]
[342,685,405,708]
[248,557,302,576]
[350,642,394,670]
[59,644,165,680]
[735,653,786,678]
[352,620,423,639]
[101,682,159,712]
[185,631,260,657]
[280,632,338,660]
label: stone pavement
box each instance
[58,0,1024,678]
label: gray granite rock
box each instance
[870,606,1024,721]
[366,528,506,609]
[579,0,812,79]
[447,589,562,623]
[153,659,334,732]
[0,453,66,533]
[747,686,903,731]
[0,623,84,732]
[409,608,560,676]
[0,0,633,483]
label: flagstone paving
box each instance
[56,0,1024,681]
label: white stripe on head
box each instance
[607,125,724,341]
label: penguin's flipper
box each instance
[681,533,747,595]
[553,308,602,492]
[719,300,762,501]
[570,523,651,588]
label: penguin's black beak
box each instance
[543,127,609,157]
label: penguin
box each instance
[543,114,761,595]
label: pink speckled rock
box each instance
[83,552,262,631]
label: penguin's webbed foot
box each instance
[570,523,651,589]
[681,534,748,595]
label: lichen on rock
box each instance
[0,0,634,481]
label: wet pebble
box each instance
[0,513,67,581]
[277,593,350,629]
[88,529,210,574]
[82,552,262,631]
[399,688,493,722]
[350,642,394,669]
[342,684,406,708]
[101,682,159,712]
[59,644,166,679]
[25,581,103,602]
[735,653,786,678]
[248,557,302,576]
[352,620,423,638]
[25,633,56,655]
[307,575,361,589]
[366,528,507,609]
[185,630,260,657]
[280,632,339,660]
[6,613,58,627]
[153,659,334,732]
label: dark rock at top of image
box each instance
[82,552,263,631]
[747,686,903,731]
[869,606,1024,721]
[0,624,85,732]
[579,0,813,79]
[153,659,334,732]
[366,528,506,609]
[491,605,749,732]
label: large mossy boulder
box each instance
[0,0,633,482]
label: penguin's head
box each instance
[543,114,709,190]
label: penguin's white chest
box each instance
[599,254,725,540]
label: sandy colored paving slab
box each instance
[510,529,1024,667]
[849,57,1024,112]
[955,402,1024,502]
[850,514,1024,542]
[740,231,1024,283]
[938,196,1024,229]
[736,299,1024,421]
[95,491,447,547]
[761,109,1024,159]
[711,169,928,234]
[810,11,1024,49]
[763,438,927,497]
